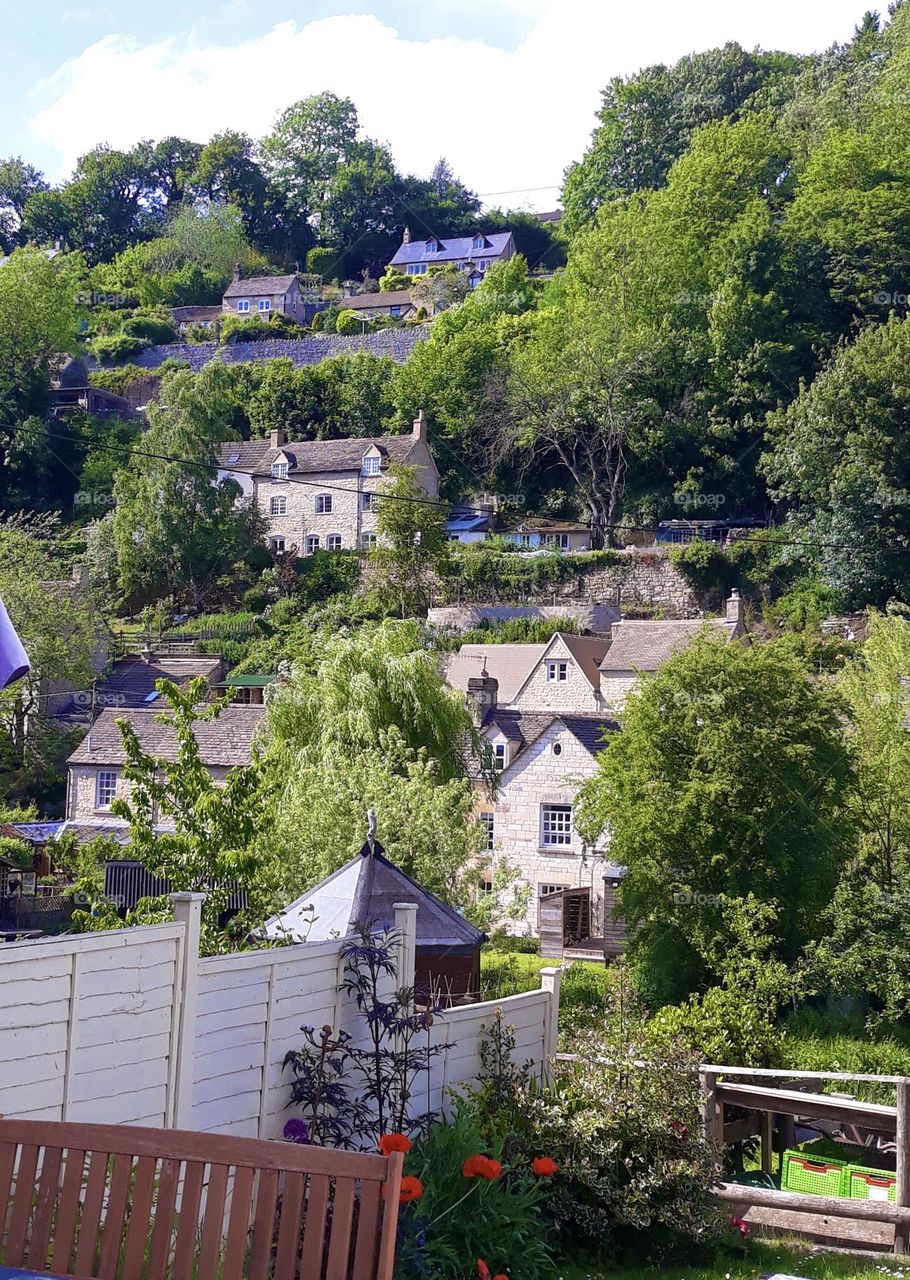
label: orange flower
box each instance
[382,1176,423,1202]
[462,1154,502,1180]
[531,1156,558,1177]
[477,1262,491,1280]
[492,1274,509,1280]
[379,1133,412,1156]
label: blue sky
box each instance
[3,0,868,207]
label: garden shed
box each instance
[264,838,486,1003]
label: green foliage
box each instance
[91,333,149,364]
[669,541,737,595]
[88,364,155,396]
[120,312,177,344]
[379,268,409,292]
[334,307,362,335]
[220,313,272,343]
[372,464,450,615]
[305,246,340,280]
[576,635,852,1005]
[0,836,34,870]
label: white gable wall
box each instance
[510,635,603,713]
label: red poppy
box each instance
[492,1275,509,1279]
[731,1216,749,1237]
[531,1157,558,1177]
[670,1120,689,1141]
[477,1261,491,1280]
[379,1133,412,1156]
[462,1154,502,1180]
[382,1176,423,1203]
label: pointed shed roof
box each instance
[264,839,486,953]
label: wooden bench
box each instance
[0,1119,404,1280]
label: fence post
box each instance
[169,893,206,1129]
[896,1080,910,1254]
[701,1069,723,1171]
[539,966,562,1079]
[393,902,418,1002]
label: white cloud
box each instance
[29,0,865,206]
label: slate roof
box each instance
[218,432,421,478]
[67,705,265,767]
[172,305,222,323]
[443,643,548,705]
[600,618,740,673]
[223,274,298,299]
[557,634,611,689]
[86,656,223,710]
[339,290,413,311]
[124,328,430,372]
[265,839,486,952]
[470,709,618,777]
[389,231,513,268]
[509,517,590,534]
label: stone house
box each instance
[337,289,416,321]
[65,704,265,826]
[222,265,310,322]
[500,517,591,552]
[388,229,515,284]
[217,413,440,555]
[445,633,611,715]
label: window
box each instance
[360,532,378,550]
[406,263,427,276]
[361,491,377,510]
[553,742,563,756]
[541,804,572,848]
[315,494,332,514]
[492,742,506,768]
[305,535,319,555]
[236,299,250,313]
[539,883,566,897]
[427,238,439,253]
[362,455,381,476]
[518,534,532,547]
[390,305,401,318]
[270,536,286,552]
[546,661,568,683]
[480,812,495,851]
[96,770,118,809]
[472,234,485,250]
[226,452,240,465]
[544,533,570,550]
[270,496,287,516]
[271,461,288,480]
[479,877,494,897]
[258,299,271,312]
[327,534,343,551]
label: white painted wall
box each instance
[0,901,560,1140]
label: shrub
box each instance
[88,364,154,396]
[92,333,149,364]
[242,585,271,614]
[121,313,178,344]
[0,836,34,870]
[334,308,362,335]
[220,314,271,343]
[669,540,737,595]
[306,246,342,281]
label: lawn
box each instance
[560,1239,910,1280]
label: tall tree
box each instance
[262,93,360,221]
[373,463,450,615]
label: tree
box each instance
[575,634,852,1005]
[318,140,399,277]
[109,678,275,953]
[408,265,470,315]
[373,464,450,614]
[267,725,485,908]
[264,618,476,784]
[192,131,294,259]
[0,157,48,252]
[112,366,266,607]
[262,93,360,218]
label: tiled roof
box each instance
[218,431,420,477]
[558,634,611,689]
[509,517,589,534]
[443,643,547,705]
[475,709,618,776]
[67,705,265,767]
[561,714,619,753]
[339,290,413,310]
[172,305,222,323]
[124,328,430,372]
[389,232,513,268]
[223,274,297,299]
[87,656,223,710]
[600,618,739,673]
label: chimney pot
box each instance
[726,588,744,627]
[412,408,428,442]
[402,225,411,245]
[466,673,498,718]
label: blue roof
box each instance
[389,231,513,268]
[447,512,489,533]
[10,822,66,842]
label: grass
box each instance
[560,1239,910,1280]
[480,951,611,1023]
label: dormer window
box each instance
[493,742,506,768]
[546,660,568,683]
[472,234,486,250]
[427,238,440,253]
[362,455,381,477]
[271,460,288,480]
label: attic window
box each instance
[427,238,440,253]
[271,461,288,480]
[472,235,485,250]
[362,455,381,476]
[493,742,506,767]
[546,661,568,683]
[227,453,240,465]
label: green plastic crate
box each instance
[845,1164,896,1202]
[782,1150,847,1197]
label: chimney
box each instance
[270,427,286,449]
[233,262,242,283]
[726,588,744,627]
[412,408,428,442]
[402,225,411,245]
[467,672,498,719]
[72,563,90,588]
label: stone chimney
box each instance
[402,225,411,244]
[233,262,242,283]
[412,408,428,442]
[270,427,286,449]
[71,563,90,588]
[726,588,744,627]
[467,673,498,719]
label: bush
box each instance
[89,364,155,396]
[220,314,271,343]
[242,586,271,614]
[334,308,362,335]
[669,540,737,595]
[121,313,178,344]
[306,246,342,282]
[0,836,35,870]
[92,333,149,364]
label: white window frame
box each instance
[546,660,568,683]
[315,493,333,514]
[362,455,381,477]
[258,299,271,313]
[361,491,377,510]
[406,263,427,276]
[236,299,250,313]
[96,769,118,810]
[326,534,343,551]
[360,532,378,550]
[493,742,506,768]
[270,495,287,516]
[271,461,288,480]
[541,804,573,848]
[305,535,320,555]
[544,533,570,550]
[390,305,401,318]
[480,812,495,851]
[538,882,566,897]
[270,536,286,553]
[473,235,485,250]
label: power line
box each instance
[21,420,885,557]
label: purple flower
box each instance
[284,1118,310,1144]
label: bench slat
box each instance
[51,1148,86,1275]
[74,1150,109,1278]
[6,1144,40,1267]
[275,1169,304,1280]
[248,1166,278,1280]
[223,1164,255,1280]
[122,1155,157,1280]
[299,1173,329,1279]
[146,1157,180,1280]
[353,1178,382,1280]
[98,1152,133,1279]
[376,1151,404,1280]
[326,1176,355,1280]
[27,1144,62,1268]
[172,1160,205,1280]
[198,1163,229,1280]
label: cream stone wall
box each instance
[510,636,603,713]
[67,764,230,821]
[598,674,639,712]
[485,721,610,935]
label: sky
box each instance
[3,0,872,210]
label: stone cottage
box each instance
[222,265,310,322]
[217,412,440,555]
